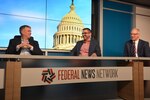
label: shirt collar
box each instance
[134,39,139,44]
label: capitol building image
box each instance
[53,1,84,50]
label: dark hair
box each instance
[82,28,92,33]
[19,25,31,35]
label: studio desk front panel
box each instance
[0,56,136,100]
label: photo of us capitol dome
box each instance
[53,1,84,50]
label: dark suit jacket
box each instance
[124,39,150,57]
[6,35,43,55]
[71,38,101,56]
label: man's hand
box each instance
[91,53,97,57]
[17,40,33,49]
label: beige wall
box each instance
[136,7,150,43]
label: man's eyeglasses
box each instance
[82,32,90,34]
[131,33,138,35]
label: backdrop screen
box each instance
[0,0,91,49]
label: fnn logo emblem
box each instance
[42,69,56,84]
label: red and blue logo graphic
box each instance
[42,69,56,84]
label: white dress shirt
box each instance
[134,39,139,57]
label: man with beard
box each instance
[71,28,101,56]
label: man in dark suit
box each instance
[71,28,101,56]
[6,25,43,55]
[124,28,150,57]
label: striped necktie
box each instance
[131,41,136,57]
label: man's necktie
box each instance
[131,41,136,57]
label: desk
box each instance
[0,54,149,100]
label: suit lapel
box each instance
[16,36,22,54]
[89,39,94,56]
[77,41,84,55]
[129,40,133,56]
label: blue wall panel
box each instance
[103,9,132,56]
[104,0,133,12]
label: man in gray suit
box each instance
[124,28,150,57]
